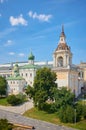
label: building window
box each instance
[61,38,63,41]
[26,73,28,77]
[78,72,84,78]
[57,56,63,67]
[82,72,84,78]
[30,73,32,77]
[21,73,23,76]
[78,72,80,77]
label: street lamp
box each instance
[74,109,76,124]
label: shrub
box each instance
[58,105,75,123]
[7,94,23,106]
[82,105,86,119]
[75,104,83,122]
[0,119,13,130]
[59,103,86,123]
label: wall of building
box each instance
[68,70,80,97]
[7,79,26,95]
[55,71,68,88]
[19,68,36,87]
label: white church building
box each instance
[0,26,85,97]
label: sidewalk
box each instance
[0,100,33,114]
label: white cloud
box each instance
[0,0,7,3]
[4,40,14,46]
[18,53,25,57]
[28,11,52,22]
[9,14,28,26]
[9,52,15,55]
[0,0,4,3]
[0,14,2,17]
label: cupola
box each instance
[28,52,35,64]
[13,63,19,77]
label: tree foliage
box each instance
[25,85,34,99]
[0,76,7,96]
[54,87,75,109]
[27,67,57,110]
[58,105,75,123]
[25,67,86,123]
[0,119,13,130]
[82,105,86,119]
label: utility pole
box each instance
[74,109,76,124]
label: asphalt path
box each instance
[0,109,77,130]
[0,100,33,114]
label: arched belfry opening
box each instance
[57,56,63,67]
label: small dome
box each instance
[13,63,19,73]
[28,52,35,60]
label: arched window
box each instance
[57,56,63,67]
[78,72,80,77]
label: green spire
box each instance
[28,52,35,60]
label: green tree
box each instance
[25,85,34,99]
[0,76,7,97]
[31,67,57,110]
[54,87,75,109]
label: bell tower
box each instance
[53,25,72,68]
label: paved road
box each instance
[0,100,33,114]
[0,109,76,130]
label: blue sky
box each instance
[0,0,86,64]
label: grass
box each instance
[68,120,86,130]
[78,100,86,105]
[24,107,60,124]
[24,107,86,130]
[0,97,10,106]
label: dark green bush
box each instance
[7,94,23,106]
[82,105,86,119]
[0,119,13,130]
[75,104,83,122]
[58,105,75,123]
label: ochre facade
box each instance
[52,26,84,97]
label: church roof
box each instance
[60,25,66,37]
[28,52,35,60]
[56,43,70,51]
[20,64,39,69]
[55,25,70,51]
[6,75,24,80]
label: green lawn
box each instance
[24,107,60,124]
[68,120,86,130]
[0,98,10,106]
[24,107,86,130]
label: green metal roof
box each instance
[20,64,39,69]
[28,52,35,60]
[6,76,24,80]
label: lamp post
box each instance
[74,109,76,124]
